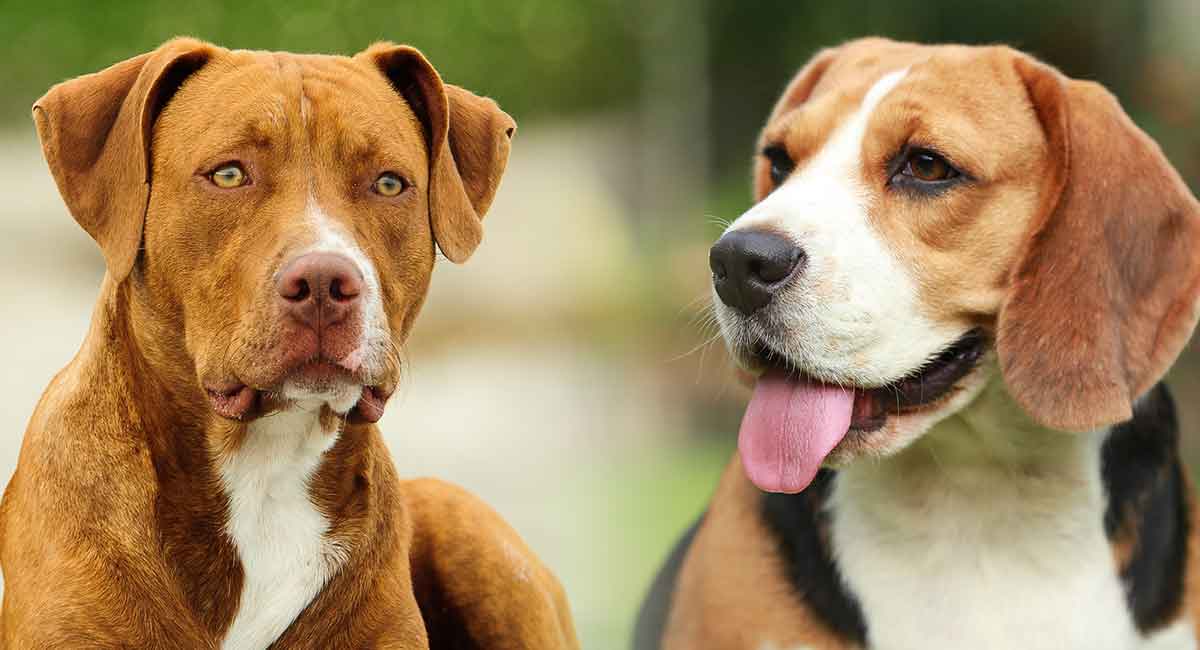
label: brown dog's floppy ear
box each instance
[997,55,1200,432]
[359,43,516,263]
[33,37,214,281]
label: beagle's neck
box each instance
[841,371,1107,517]
[824,371,1193,649]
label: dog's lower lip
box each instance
[206,382,243,397]
[349,386,392,424]
[204,382,259,420]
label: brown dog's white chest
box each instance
[217,405,346,649]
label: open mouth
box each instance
[753,329,987,431]
[738,330,986,494]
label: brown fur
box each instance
[1188,484,1200,639]
[0,38,576,649]
[663,457,855,650]
[999,56,1200,432]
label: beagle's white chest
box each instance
[822,425,1195,650]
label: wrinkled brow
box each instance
[223,120,279,150]
[331,129,382,162]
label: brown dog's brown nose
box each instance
[276,252,363,329]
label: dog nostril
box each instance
[753,248,802,285]
[712,262,727,281]
[281,278,310,302]
[709,244,731,282]
[330,277,360,302]
[748,259,764,281]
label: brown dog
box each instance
[639,38,1200,649]
[0,38,578,649]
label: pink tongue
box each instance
[738,369,855,493]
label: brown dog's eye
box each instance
[209,163,248,189]
[902,150,957,182]
[372,173,408,197]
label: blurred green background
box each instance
[0,1,1197,648]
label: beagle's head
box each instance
[711,38,1200,493]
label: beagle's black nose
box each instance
[709,229,804,315]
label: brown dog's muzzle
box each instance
[205,251,391,422]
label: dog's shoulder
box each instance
[401,478,580,649]
[0,376,179,645]
[649,458,862,650]
[5,347,152,518]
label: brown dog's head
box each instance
[710,38,1200,493]
[33,38,514,423]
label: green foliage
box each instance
[0,0,640,124]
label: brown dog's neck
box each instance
[86,271,382,492]
[63,275,387,636]
[52,277,238,633]
[76,275,208,452]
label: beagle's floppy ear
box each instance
[33,37,215,281]
[768,47,839,120]
[753,46,839,199]
[997,55,1200,432]
[359,43,516,263]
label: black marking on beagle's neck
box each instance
[760,469,868,644]
[1101,382,1191,633]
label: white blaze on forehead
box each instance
[303,196,382,302]
[736,67,909,234]
[719,67,960,386]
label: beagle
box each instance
[0,39,578,649]
[637,38,1200,650]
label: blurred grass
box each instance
[567,436,734,648]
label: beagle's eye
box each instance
[901,150,958,183]
[209,163,248,189]
[372,172,408,197]
[763,145,795,187]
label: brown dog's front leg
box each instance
[402,478,579,650]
